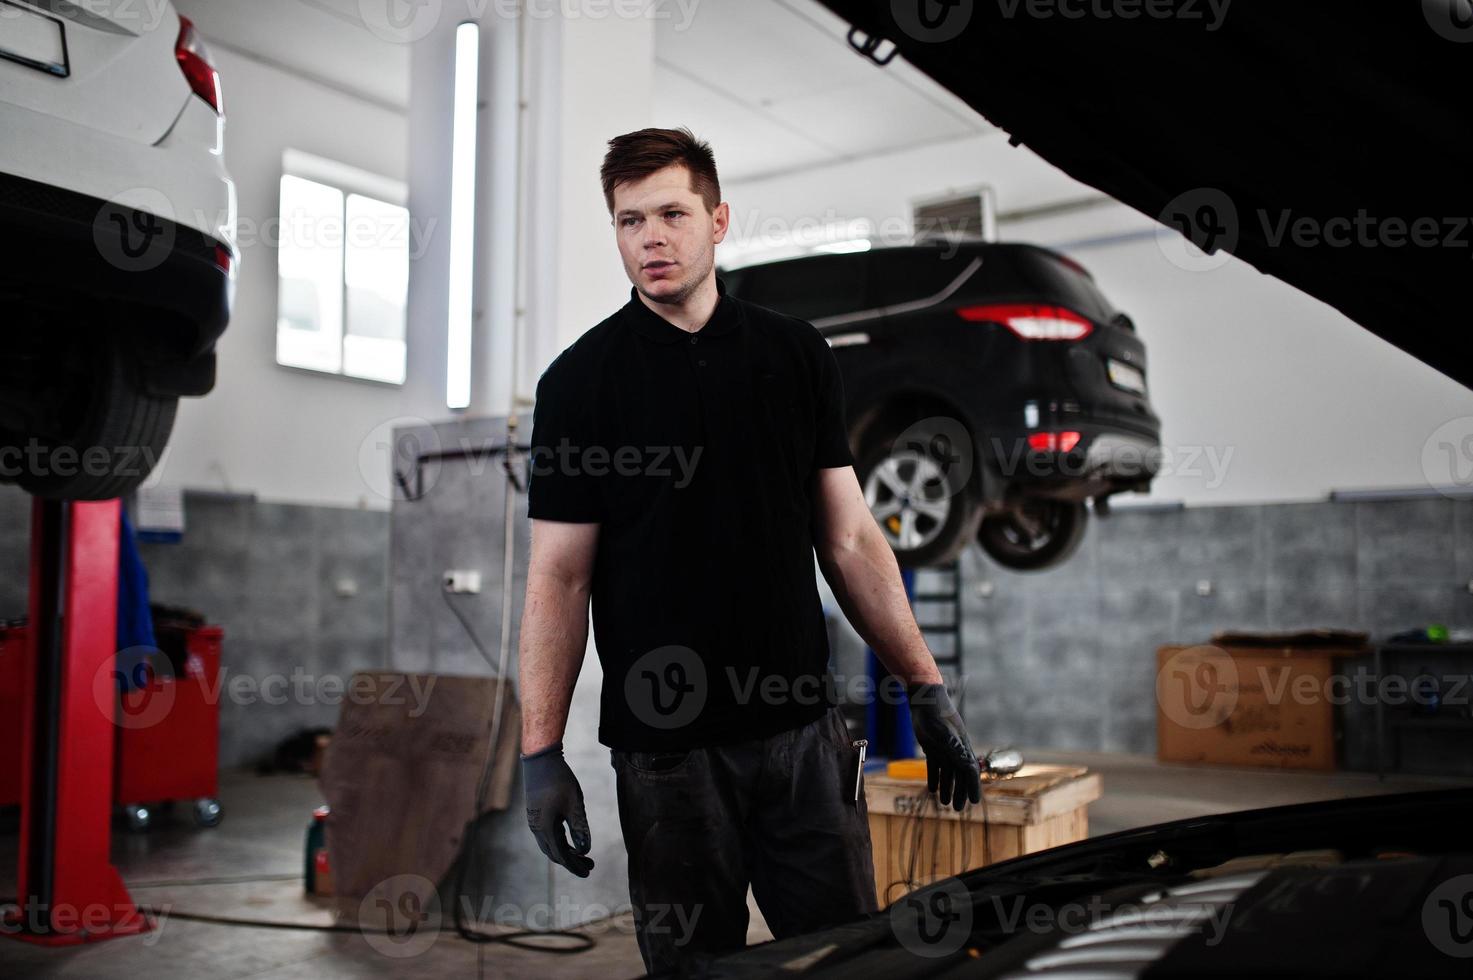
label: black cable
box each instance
[442,587,502,676]
[129,872,303,888]
[0,883,598,950]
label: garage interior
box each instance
[3,1,1473,978]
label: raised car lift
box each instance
[2,497,150,945]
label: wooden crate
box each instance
[864,764,1102,907]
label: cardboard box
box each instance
[1155,642,1363,770]
[318,673,520,900]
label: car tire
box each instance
[13,334,177,501]
[857,422,982,569]
[977,499,1088,572]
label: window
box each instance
[737,254,872,322]
[276,151,409,385]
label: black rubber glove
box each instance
[521,742,594,878]
[907,682,982,812]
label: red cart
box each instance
[0,622,224,829]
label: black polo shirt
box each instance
[526,276,854,751]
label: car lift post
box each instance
[2,497,150,945]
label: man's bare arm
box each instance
[810,465,943,687]
[520,519,600,755]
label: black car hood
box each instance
[686,787,1473,978]
[815,1,1473,391]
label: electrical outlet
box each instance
[443,570,482,594]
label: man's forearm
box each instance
[519,572,592,755]
[817,522,943,688]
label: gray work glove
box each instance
[907,682,982,812]
[521,742,594,878]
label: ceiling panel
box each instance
[173,0,409,110]
[655,0,992,181]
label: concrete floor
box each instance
[2,756,1469,979]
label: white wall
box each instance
[145,31,444,511]
[723,132,1473,506]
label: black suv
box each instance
[723,242,1162,570]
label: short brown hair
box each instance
[600,127,721,216]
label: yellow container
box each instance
[886,758,928,781]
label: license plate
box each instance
[0,1,69,78]
[1107,358,1146,394]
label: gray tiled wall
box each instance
[0,485,390,770]
[943,497,1473,763]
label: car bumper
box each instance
[0,166,234,398]
[986,425,1162,491]
[0,93,236,250]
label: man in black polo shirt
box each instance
[518,127,980,975]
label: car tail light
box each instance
[176,16,223,114]
[957,304,1094,341]
[1028,432,1082,453]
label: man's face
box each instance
[612,163,729,305]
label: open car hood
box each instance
[686,787,1473,978]
[815,1,1473,390]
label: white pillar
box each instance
[405,8,654,421]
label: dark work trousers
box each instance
[610,706,878,977]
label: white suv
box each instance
[0,1,236,500]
